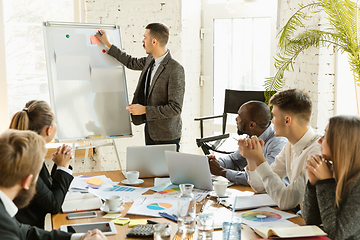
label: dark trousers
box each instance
[144,123,180,152]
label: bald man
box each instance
[209,101,287,186]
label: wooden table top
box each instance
[52,170,305,239]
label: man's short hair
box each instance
[269,89,312,123]
[0,130,46,188]
[145,23,169,46]
[244,101,271,129]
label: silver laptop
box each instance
[165,151,213,190]
[126,144,176,178]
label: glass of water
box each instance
[222,218,241,240]
[196,212,214,239]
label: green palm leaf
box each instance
[266,0,360,100]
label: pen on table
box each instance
[200,202,205,213]
[159,212,178,222]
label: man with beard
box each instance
[96,23,185,152]
[0,130,106,240]
[208,101,287,186]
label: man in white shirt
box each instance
[0,130,106,240]
[238,89,321,210]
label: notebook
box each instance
[126,144,176,178]
[165,151,213,190]
[254,225,327,238]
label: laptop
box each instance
[165,151,213,190]
[126,144,176,178]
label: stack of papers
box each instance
[62,192,103,213]
[151,178,209,202]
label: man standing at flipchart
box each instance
[96,23,185,151]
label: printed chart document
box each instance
[127,195,178,217]
[236,207,297,229]
[254,225,327,238]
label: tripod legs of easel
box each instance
[71,140,123,172]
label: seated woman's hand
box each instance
[51,144,72,168]
[306,155,333,185]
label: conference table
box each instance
[52,171,305,239]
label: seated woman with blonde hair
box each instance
[9,100,74,229]
[303,115,360,239]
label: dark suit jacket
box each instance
[108,45,185,141]
[15,163,73,229]
[0,199,71,240]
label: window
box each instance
[213,17,271,123]
[201,0,277,135]
[0,0,77,131]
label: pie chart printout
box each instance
[146,202,173,211]
[241,211,282,222]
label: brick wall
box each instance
[68,0,203,172]
[277,0,335,133]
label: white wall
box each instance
[277,0,335,134]
[54,0,338,172]
[66,0,203,172]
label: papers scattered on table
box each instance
[89,185,148,202]
[221,193,277,210]
[127,195,178,217]
[69,175,115,192]
[88,185,149,202]
[151,178,209,202]
[153,178,171,189]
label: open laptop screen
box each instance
[165,151,213,190]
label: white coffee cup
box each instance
[126,171,139,183]
[213,181,228,197]
[105,195,125,211]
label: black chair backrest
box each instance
[223,89,268,114]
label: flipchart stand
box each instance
[71,139,122,172]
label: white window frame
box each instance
[0,0,85,132]
[201,0,278,136]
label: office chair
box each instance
[194,89,269,155]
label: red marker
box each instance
[102,49,106,53]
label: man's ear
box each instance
[21,174,33,190]
[152,38,157,45]
[249,121,256,128]
[285,115,292,126]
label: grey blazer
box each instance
[108,45,185,141]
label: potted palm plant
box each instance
[265,0,360,102]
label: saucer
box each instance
[209,190,232,198]
[121,179,144,186]
[100,205,125,213]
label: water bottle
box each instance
[177,183,196,233]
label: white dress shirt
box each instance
[246,127,321,210]
[144,50,169,95]
[0,189,82,240]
